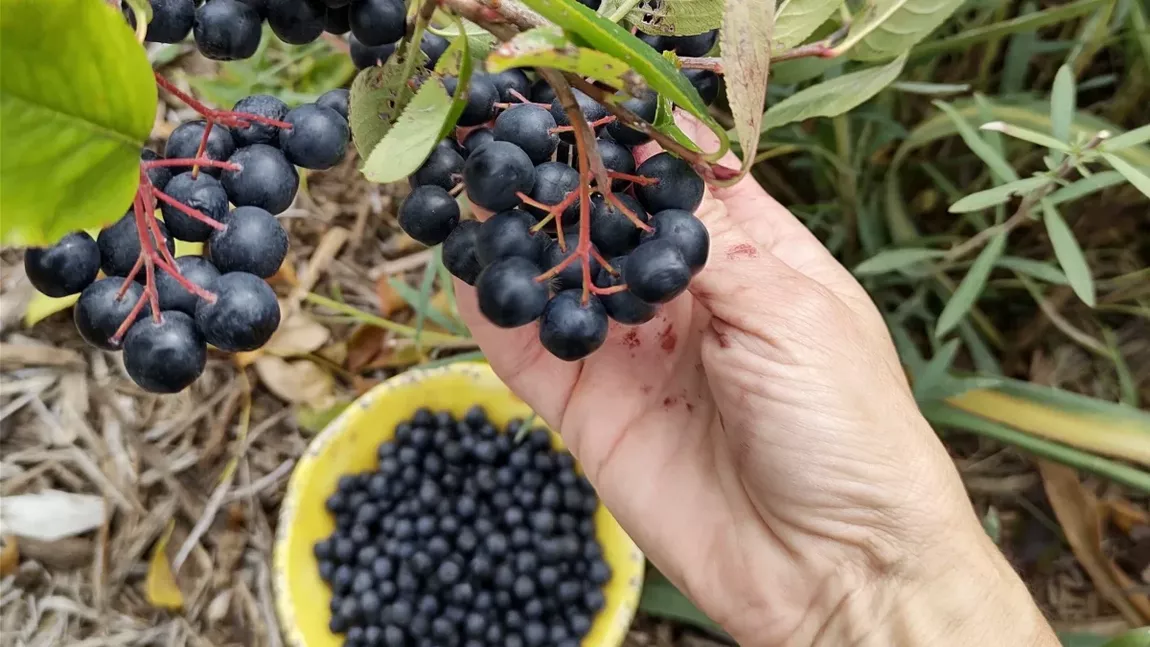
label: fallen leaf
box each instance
[23,292,80,327]
[0,490,106,541]
[363,340,424,370]
[295,398,352,434]
[268,251,299,287]
[253,356,336,407]
[18,536,92,570]
[0,536,18,577]
[346,325,388,372]
[1103,498,1150,535]
[262,307,330,357]
[375,276,409,316]
[317,341,348,366]
[1040,462,1150,625]
[146,521,183,610]
[351,375,382,395]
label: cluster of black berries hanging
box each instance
[315,407,611,647]
[396,72,711,362]
[23,79,351,394]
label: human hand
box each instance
[454,115,1058,646]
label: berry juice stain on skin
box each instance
[658,323,677,353]
[716,333,731,348]
[621,330,641,349]
[726,243,758,260]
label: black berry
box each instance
[462,129,494,159]
[670,29,719,57]
[463,141,535,212]
[530,79,557,105]
[605,90,657,146]
[323,4,350,33]
[539,291,609,361]
[589,193,648,257]
[160,172,230,242]
[97,212,175,277]
[643,208,710,274]
[195,272,281,351]
[475,208,546,266]
[230,95,289,147]
[74,277,144,350]
[155,255,220,315]
[549,89,608,142]
[544,240,601,291]
[489,69,531,103]
[132,0,195,44]
[398,186,460,246]
[164,120,237,177]
[635,152,705,213]
[493,105,558,165]
[623,239,691,304]
[267,0,326,44]
[595,259,658,325]
[316,88,350,121]
[141,149,173,192]
[194,0,263,61]
[279,104,349,170]
[221,144,300,214]
[349,0,406,46]
[475,257,548,328]
[411,140,464,191]
[597,138,636,190]
[526,161,579,221]
[444,74,499,127]
[442,220,482,285]
[123,311,207,393]
[24,232,100,297]
[349,34,396,68]
[208,206,289,278]
[683,68,720,106]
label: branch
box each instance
[541,71,612,192]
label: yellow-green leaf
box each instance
[363,79,453,184]
[23,292,80,328]
[348,49,429,159]
[145,522,184,610]
[487,27,634,92]
[123,0,153,42]
[836,0,967,61]
[774,0,843,49]
[603,0,724,36]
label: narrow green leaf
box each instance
[362,79,453,183]
[486,27,633,91]
[890,81,971,95]
[1101,124,1150,152]
[913,339,961,401]
[348,49,430,158]
[935,233,1006,338]
[853,248,945,276]
[721,0,774,175]
[932,101,1019,183]
[1100,152,1150,199]
[653,91,702,152]
[516,0,728,158]
[948,176,1050,213]
[836,0,966,61]
[0,0,156,246]
[996,257,1068,284]
[1100,628,1150,647]
[434,30,474,140]
[602,0,724,35]
[1128,0,1150,75]
[1050,65,1075,163]
[907,0,1109,60]
[980,121,1070,151]
[760,54,906,134]
[1047,170,1125,205]
[413,255,439,346]
[774,0,843,49]
[1041,199,1096,306]
[639,570,727,637]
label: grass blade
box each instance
[1042,199,1096,306]
[853,248,945,275]
[933,100,1018,183]
[1100,153,1150,199]
[936,232,1006,338]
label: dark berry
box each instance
[436,560,461,584]
[475,257,548,328]
[398,186,460,246]
[549,89,608,142]
[131,0,195,43]
[141,149,173,192]
[207,206,288,278]
[530,79,557,105]
[23,232,100,297]
[461,129,494,158]
[230,95,289,147]
[493,105,558,165]
[624,239,691,304]
[683,68,720,105]
[589,192,648,257]
[164,120,237,176]
[316,88,350,121]
[160,172,230,242]
[97,212,175,277]
[349,0,405,46]
[267,0,325,44]
[442,220,482,285]
[237,0,269,16]
[123,311,207,393]
[195,272,280,351]
[475,209,546,266]
[332,564,354,592]
[637,31,671,52]
[543,240,601,291]
[222,144,300,214]
[420,32,450,67]
[576,0,601,8]
[597,138,636,190]
[606,89,657,146]
[279,104,349,170]
[443,74,499,127]
[154,255,220,315]
[525,161,578,221]
[323,4,350,33]
[538,291,608,361]
[410,140,464,191]
[489,69,531,103]
[349,34,397,68]
[74,277,144,350]
[643,208,710,274]
[463,141,535,212]
[594,258,657,324]
[635,152,705,213]
[670,29,719,57]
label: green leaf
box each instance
[1047,170,1125,205]
[720,0,774,175]
[653,91,702,152]
[948,176,1051,213]
[835,0,966,61]
[603,0,724,36]
[996,257,1068,285]
[890,81,971,95]
[0,0,156,247]
[639,570,727,637]
[1101,124,1150,152]
[913,338,961,401]
[759,54,906,134]
[1050,65,1075,163]
[486,27,633,91]
[774,0,843,49]
[362,78,453,184]
[907,0,1110,60]
[980,121,1070,151]
[348,49,430,159]
[1100,628,1150,647]
[932,100,1019,183]
[853,248,945,276]
[1041,199,1096,306]
[1100,152,1150,199]
[516,0,728,158]
[434,30,474,141]
[936,232,1006,338]
[123,0,153,42]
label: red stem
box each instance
[606,192,652,232]
[131,192,161,323]
[191,120,215,179]
[152,187,227,231]
[118,255,145,298]
[590,248,614,272]
[153,73,293,130]
[606,171,658,186]
[589,283,629,296]
[143,158,240,171]
[111,290,151,345]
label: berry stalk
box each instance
[154,73,293,130]
[142,158,241,171]
[152,186,228,231]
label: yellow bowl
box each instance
[273,362,645,647]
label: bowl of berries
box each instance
[273,361,644,647]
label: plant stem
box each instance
[304,293,474,346]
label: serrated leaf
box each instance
[1041,200,1096,306]
[1100,153,1150,199]
[516,0,728,157]
[936,232,1006,338]
[603,0,724,36]
[1048,170,1125,205]
[759,54,906,134]
[774,0,842,49]
[853,248,945,275]
[933,100,1019,183]
[363,78,454,184]
[1101,124,1150,153]
[722,0,774,175]
[487,27,634,92]
[996,257,1068,285]
[123,0,153,42]
[980,121,1070,151]
[0,0,156,246]
[1050,65,1075,163]
[838,0,966,61]
[948,176,1050,213]
[348,49,430,159]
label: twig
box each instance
[224,460,295,503]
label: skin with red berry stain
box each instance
[658,322,677,353]
[621,329,641,349]
[726,243,758,260]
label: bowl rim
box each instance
[272,361,646,647]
